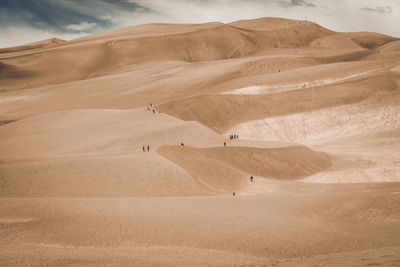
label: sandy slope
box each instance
[1,186,400,266]
[0,17,400,266]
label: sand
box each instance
[0,17,399,266]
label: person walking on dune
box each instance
[147,145,150,152]
[224,141,226,147]
[250,176,253,182]
[233,192,236,196]
[143,145,145,152]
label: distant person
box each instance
[250,176,253,182]
[230,135,233,140]
[143,146,145,152]
[181,142,184,147]
[233,192,236,196]
[152,109,155,114]
[224,141,226,147]
[147,145,150,152]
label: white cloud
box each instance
[65,22,96,31]
[361,5,392,14]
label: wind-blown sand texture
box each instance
[0,18,399,266]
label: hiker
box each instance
[142,145,145,152]
[152,109,155,114]
[224,141,226,147]
[181,142,184,147]
[250,176,253,182]
[147,145,150,152]
[230,135,233,140]
[233,192,236,196]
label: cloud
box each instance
[361,5,393,14]
[0,0,148,34]
[65,22,97,31]
[278,0,316,8]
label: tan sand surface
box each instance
[0,17,399,266]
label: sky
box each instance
[0,0,398,48]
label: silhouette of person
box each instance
[250,176,253,182]
[181,142,184,147]
[224,141,226,147]
[233,192,236,196]
[152,109,155,114]
[143,146,145,152]
[147,145,150,152]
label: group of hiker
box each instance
[146,103,160,114]
[229,134,239,140]
[142,142,184,152]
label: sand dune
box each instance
[158,145,331,187]
[0,17,399,266]
[1,17,393,91]
[1,188,400,266]
[0,108,223,197]
[0,108,222,160]
[158,70,399,133]
[0,38,65,54]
